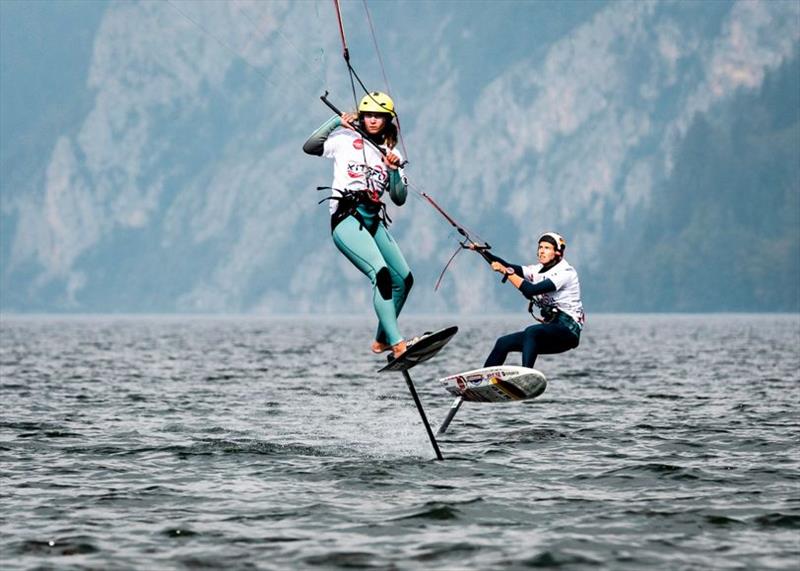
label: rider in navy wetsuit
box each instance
[477,232,585,369]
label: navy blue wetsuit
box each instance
[482,251,582,369]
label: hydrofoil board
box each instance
[439,365,547,402]
[378,326,458,373]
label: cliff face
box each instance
[2,1,798,313]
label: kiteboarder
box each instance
[473,232,584,368]
[303,92,412,358]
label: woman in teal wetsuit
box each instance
[303,92,412,358]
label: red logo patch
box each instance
[353,138,364,150]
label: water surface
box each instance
[2,314,799,569]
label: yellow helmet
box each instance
[358,91,395,117]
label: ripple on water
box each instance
[1,314,798,570]
[14,537,100,557]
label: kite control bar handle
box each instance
[320,92,408,168]
[320,91,346,117]
[465,241,508,282]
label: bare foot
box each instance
[371,340,391,354]
[391,340,407,359]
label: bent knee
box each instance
[376,267,393,300]
[495,333,517,347]
[403,272,414,293]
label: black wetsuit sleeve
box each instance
[302,115,341,156]
[519,278,556,300]
[482,250,524,276]
[388,169,407,205]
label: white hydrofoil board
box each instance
[439,366,547,403]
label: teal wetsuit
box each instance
[303,116,412,347]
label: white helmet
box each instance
[538,232,566,255]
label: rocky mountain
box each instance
[1,0,798,313]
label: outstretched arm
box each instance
[481,250,524,276]
[489,261,556,299]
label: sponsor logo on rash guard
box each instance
[346,161,389,187]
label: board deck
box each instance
[378,326,458,373]
[439,365,547,402]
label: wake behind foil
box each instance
[377,327,548,452]
[376,326,458,461]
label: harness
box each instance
[317,187,392,234]
[526,261,582,337]
[528,299,555,324]
[529,302,582,339]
